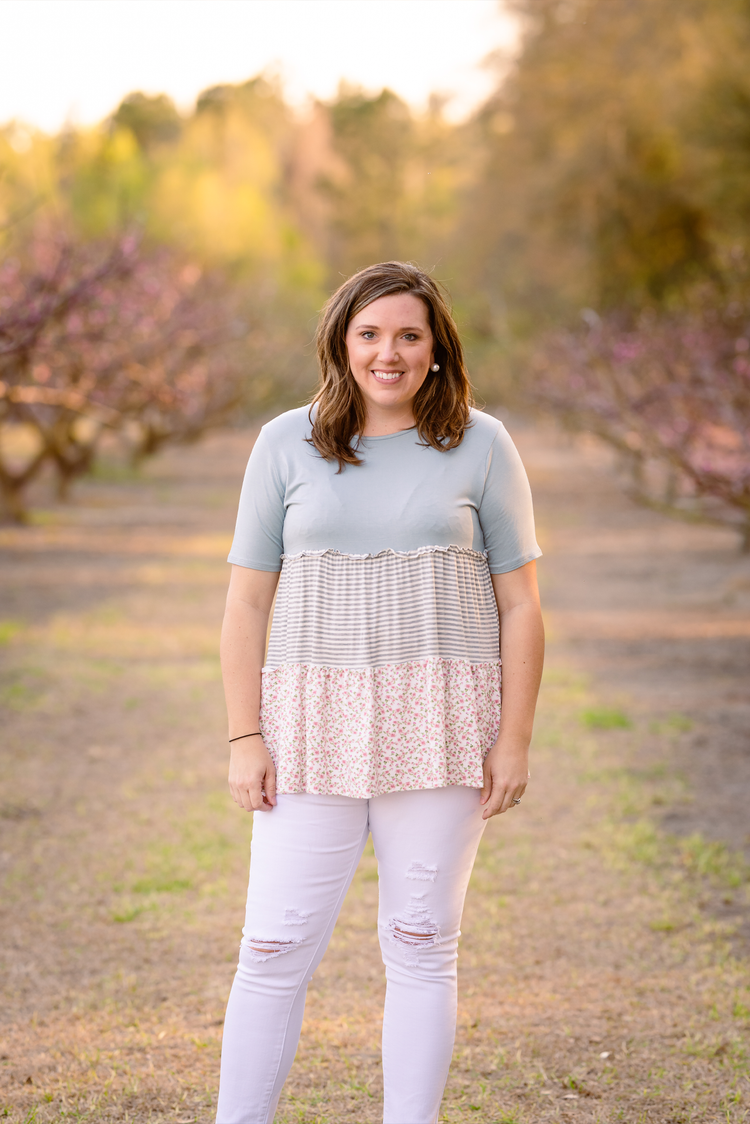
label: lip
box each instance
[371,369,405,383]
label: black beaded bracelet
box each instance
[229,732,262,743]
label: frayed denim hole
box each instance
[406,861,438,882]
[241,935,304,963]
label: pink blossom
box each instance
[531,304,750,549]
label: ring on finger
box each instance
[511,797,521,806]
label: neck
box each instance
[361,405,416,437]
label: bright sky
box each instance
[1,0,517,133]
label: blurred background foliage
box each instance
[1,0,749,536]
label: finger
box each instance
[263,762,277,807]
[511,780,529,805]
[499,790,515,814]
[250,781,268,811]
[239,780,262,812]
[503,784,528,814]
[231,777,251,809]
[503,780,528,813]
[479,764,492,805]
[481,782,508,820]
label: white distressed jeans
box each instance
[216,785,487,1124]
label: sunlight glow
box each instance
[1,0,518,131]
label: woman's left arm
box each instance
[480,560,545,820]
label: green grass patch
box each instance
[649,713,694,734]
[131,876,193,894]
[580,707,632,730]
[0,619,23,645]
[89,459,143,484]
[111,904,147,924]
[678,834,749,888]
[27,509,62,526]
[601,817,749,892]
[105,797,244,922]
[84,604,126,626]
[605,818,662,867]
[649,917,679,932]
[0,667,49,712]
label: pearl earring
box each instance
[430,363,440,372]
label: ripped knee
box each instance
[406,860,437,883]
[242,935,303,962]
[387,893,440,966]
[241,907,311,962]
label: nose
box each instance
[377,337,400,363]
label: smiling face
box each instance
[344,292,435,434]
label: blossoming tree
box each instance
[531,304,750,550]
[0,233,245,521]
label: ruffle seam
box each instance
[280,544,489,563]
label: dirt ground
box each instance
[1,415,749,1124]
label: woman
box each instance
[217,261,544,1124]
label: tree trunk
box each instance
[130,425,168,466]
[51,441,97,502]
[0,440,48,524]
[0,475,30,523]
[741,519,750,554]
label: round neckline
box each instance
[359,426,417,443]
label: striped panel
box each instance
[266,545,499,669]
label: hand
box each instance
[228,737,277,812]
[479,740,529,820]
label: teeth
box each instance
[372,371,403,380]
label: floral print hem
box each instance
[259,657,502,798]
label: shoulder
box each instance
[463,410,530,484]
[467,408,506,441]
[258,405,313,446]
[243,407,314,486]
[460,408,509,458]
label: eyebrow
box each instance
[355,324,425,331]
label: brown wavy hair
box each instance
[309,261,473,470]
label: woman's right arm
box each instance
[220,564,280,812]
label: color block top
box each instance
[228,406,541,798]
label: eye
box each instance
[361,331,376,340]
[402,333,418,341]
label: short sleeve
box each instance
[478,424,542,574]
[227,427,286,571]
